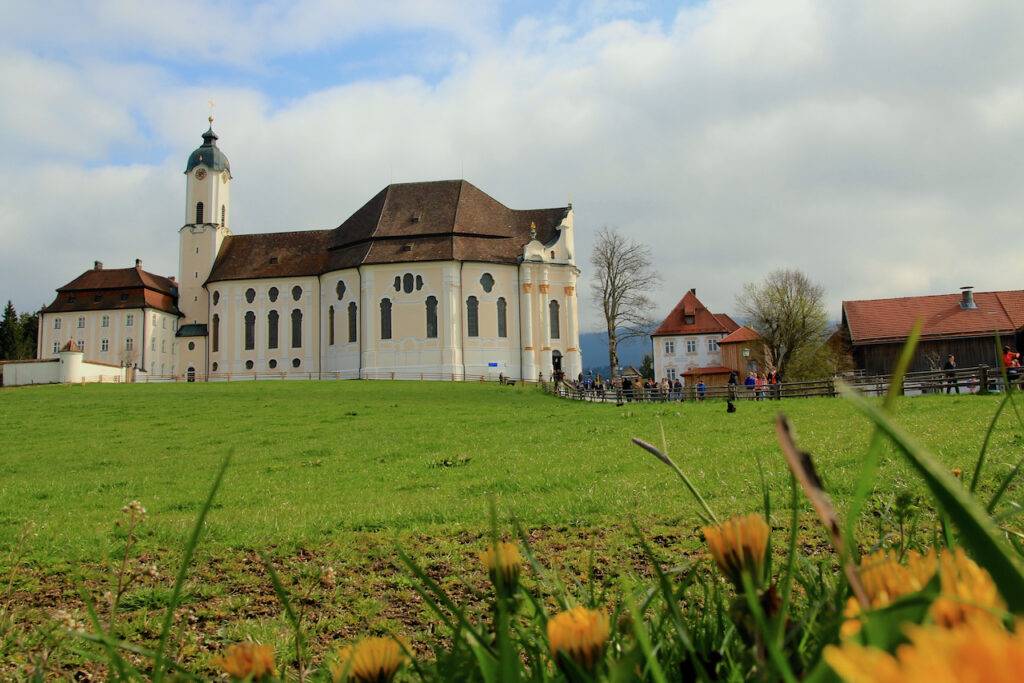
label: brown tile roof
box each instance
[207,230,334,283]
[42,265,180,316]
[205,180,570,282]
[652,290,740,336]
[682,365,733,376]
[719,326,761,344]
[842,290,1024,345]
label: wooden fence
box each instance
[546,364,1021,403]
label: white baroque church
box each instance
[32,123,582,383]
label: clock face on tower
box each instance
[194,168,207,180]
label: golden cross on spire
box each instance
[207,99,215,125]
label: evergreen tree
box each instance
[0,301,18,360]
[16,310,39,359]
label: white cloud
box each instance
[2,0,1024,335]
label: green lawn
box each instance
[0,381,1019,676]
[0,381,1016,560]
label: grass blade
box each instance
[838,382,1024,612]
[971,392,1011,494]
[260,552,306,676]
[153,455,230,682]
[631,437,718,525]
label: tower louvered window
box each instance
[195,202,204,224]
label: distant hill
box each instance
[580,331,650,375]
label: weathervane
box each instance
[207,99,215,126]
[530,222,537,239]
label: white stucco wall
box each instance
[652,333,727,382]
[38,307,176,376]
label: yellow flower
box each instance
[825,618,1024,683]
[702,514,770,587]
[930,547,1005,628]
[841,548,1004,636]
[331,637,406,683]
[214,642,276,681]
[547,606,610,673]
[480,542,522,595]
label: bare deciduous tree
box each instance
[738,269,829,378]
[590,227,660,378]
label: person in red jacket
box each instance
[1003,345,1021,390]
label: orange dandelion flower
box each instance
[702,513,770,588]
[548,606,610,673]
[331,636,406,683]
[825,618,1024,683]
[480,542,522,596]
[214,642,276,681]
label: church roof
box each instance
[42,264,180,315]
[206,180,570,283]
[185,126,231,175]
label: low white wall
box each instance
[1,360,60,386]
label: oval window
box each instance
[291,286,302,301]
[269,359,278,369]
[292,358,301,368]
[245,360,254,370]
[393,276,401,292]
[212,291,220,305]
[245,288,255,304]
[187,341,195,351]
[415,275,423,290]
[403,273,414,293]
[268,287,279,302]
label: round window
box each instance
[212,291,220,305]
[292,358,301,368]
[211,362,218,371]
[269,359,278,369]
[268,287,279,302]
[187,341,195,351]
[292,286,302,301]
[245,360,254,370]
[245,288,255,304]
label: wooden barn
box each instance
[840,287,1024,375]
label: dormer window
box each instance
[269,256,279,264]
[684,315,695,325]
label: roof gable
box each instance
[653,290,737,336]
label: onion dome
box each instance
[185,119,231,175]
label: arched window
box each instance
[336,281,346,300]
[268,287,278,302]
[348,302,357,343]
[220,205,225,226]
[291,309,302,348]
[497,297,507,338]
[426,296,438,338]
[549,300,560,340]
[328,305,335,346]
[195,202,204,224]
[380,298,392,340]
[211,314,220,352]
[467,296,479,337]
[245,288,255,304]
[268,310,279,349]
[244,311,255,350]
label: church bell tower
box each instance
[178,117,232,326]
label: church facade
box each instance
[34,124,582,383]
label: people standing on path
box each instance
[943,354,959,394]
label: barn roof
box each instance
[842,290,1024,345]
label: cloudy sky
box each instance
[1,0,1022,330]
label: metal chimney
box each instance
[960,286,977,309]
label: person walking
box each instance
[944,354,959,394]
[696,378,707,401]
[1004,345,1022,390]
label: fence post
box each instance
[979,365,989,395]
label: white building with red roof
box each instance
[650,289,740,383]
